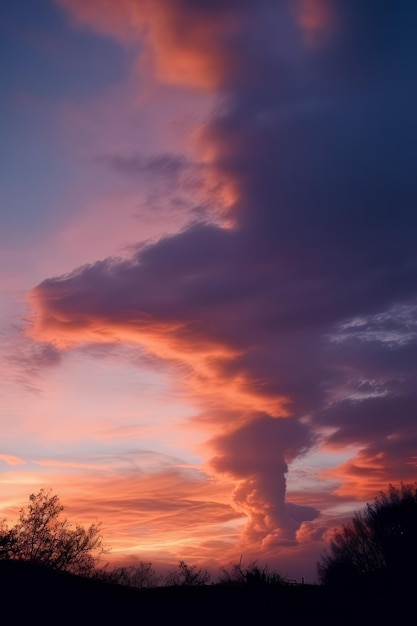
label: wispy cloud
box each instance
[0,454,26,466]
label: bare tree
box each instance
[0,489,103,576]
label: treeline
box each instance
[95,558,293,589]
[2,483,417,592]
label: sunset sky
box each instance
[1,0,417,583]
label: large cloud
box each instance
[31,0,417,549]
[210,415,318,545]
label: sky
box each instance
[1,0,417,583]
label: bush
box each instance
[218,559,285,586]
[165,560,211,586]
[95,561,160,588]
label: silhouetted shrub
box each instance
[218,559,285,586]
[95,561,160,588]
[165,560,211,586]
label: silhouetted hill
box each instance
[0,560,409,625]
[0,560,142,622]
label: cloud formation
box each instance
[57,0,250,88]
[210,414,318,545]
[30,0,417,561]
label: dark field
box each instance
[1,560,410,626]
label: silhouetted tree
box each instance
[0,489,103,576]
[165,560,211,586]
[318,483,417,586]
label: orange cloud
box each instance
[27,286,289,420]
[0,463,242,570]
[0,454,26,466]
[320,447,417,503]
[57,0,245,90]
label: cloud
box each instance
[32,0,417,554]
[0,322,62,395]
[0,454,26,466]
[9,340,61,372]
[0,459,241,567]
[100,153,195,182]
[209,415,319,544]
[97,152,223,224]
[57,0,251,89]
